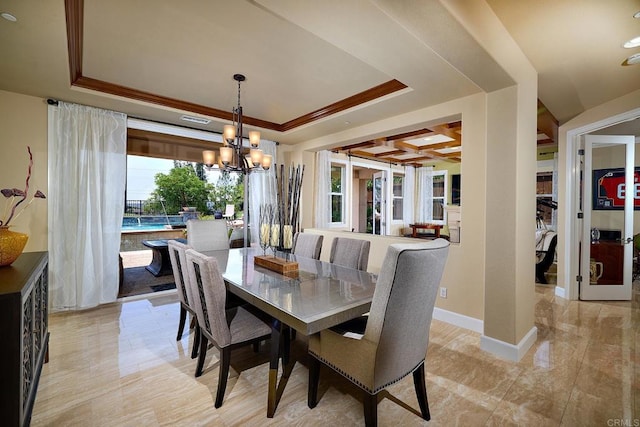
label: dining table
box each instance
[202,247,377,418]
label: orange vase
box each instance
[0,226,29,267]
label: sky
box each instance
[126,155,221,201]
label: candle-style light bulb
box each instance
[202,150,215,167]
[262,154,272,171]
[250,148,263,167]
[220,146,233,165]
[249,131,261,147]
[223,125,236,144]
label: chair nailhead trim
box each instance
[309,351,423,394]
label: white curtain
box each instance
[416,166,433,223]
[315,150,331,228]
[248,140,277,245]
[48,102,127,310]
[403,166,415,226]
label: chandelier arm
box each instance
[236,106,243,147]
[235,76,243,147]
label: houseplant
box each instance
[0,146,46,266]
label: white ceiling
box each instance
[0,0,639,145]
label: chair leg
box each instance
[195,332,208,377]
[363,392,378,427]
[177,305,187,340]
[189,314,197,329]
[215,347,231,408]
[412,362,431,421]
[190,326,200,359]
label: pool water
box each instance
[122,216,185,232]
[121,224,177,231]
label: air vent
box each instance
[180,115,211,125]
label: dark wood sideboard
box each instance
[0,252,49,426]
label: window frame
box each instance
[430,170,448,225]
[391,173,404,222]
[329,162,347,226]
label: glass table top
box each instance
[203,248,377,334]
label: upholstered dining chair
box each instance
[167,240,200,359]
[186,219,229,252]
[291,232,323,260]
[184,249,272,408]
[329,237,371,271]
[308,239,450,426]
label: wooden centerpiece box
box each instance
[254,255,299,277]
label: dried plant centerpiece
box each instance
[0,146,46,266]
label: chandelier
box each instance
[202,74,272,173]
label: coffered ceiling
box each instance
[1,0,638,161]
[335,122,462,166]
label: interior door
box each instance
[372,171,386,235]
[580,135,635,300]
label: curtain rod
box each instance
[45,98,279,145]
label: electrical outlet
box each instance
[439,287,447,298]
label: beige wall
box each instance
[290,93,489,322]
[288,1,539,351]
[0,90,48,252]
[290,82,537,348]
[1,87,533,340]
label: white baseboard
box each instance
[480,326,538,362]
[432,307,484,333]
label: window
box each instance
[392,174,403,220]
[431,171,447,224]
[330,165,345,223]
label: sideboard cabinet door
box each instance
[0,252,49,426]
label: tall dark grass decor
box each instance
[274,164,305,251]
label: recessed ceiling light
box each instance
[180,115,211,125]
[623,36,640,49]
[622,52,640,66]
[1,12,17,22]
[634,11,640,19]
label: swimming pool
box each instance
[121,223,177,231]
[122,216,185,232]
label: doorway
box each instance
[372,171,386,235]
[564,106,640,300]
[353,164,390,234]
[578,134,635,300]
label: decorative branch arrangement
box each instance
[1,146,46,227]
[275,164,305,251]
[258,203,276,255]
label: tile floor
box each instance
[30,283,639,426]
